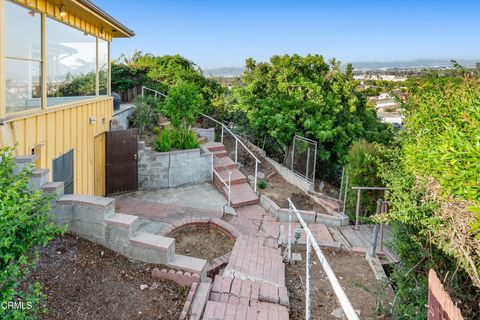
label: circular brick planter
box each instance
[163,217,240,278]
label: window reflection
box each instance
[5,1,42,114]
[98,39,109,96]
[46,18,97,106]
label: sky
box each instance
[94,0,480,70]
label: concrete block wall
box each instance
[13,155,209,280]
[260,194,349,227]
[138,141,213,189]
[51,194,208,279]
[193,127,215,142]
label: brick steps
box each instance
[203,301,289,320]
[211,275,289,307]
[223,183,260,208]
[215,168,248,185]
[212,149,229,158]
[214,156,237,170]
[204,141,226,152]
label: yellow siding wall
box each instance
[9,97,113,195]
[12,0,112,41]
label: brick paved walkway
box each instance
[115,189,338,320]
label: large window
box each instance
[5,1,42,114]
[46,17,97,106]
[98,39,109,96]
[3,1,111,114]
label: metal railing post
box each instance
[306,147,310,181]
[221,126,224,144]
[291,137,296,171]
[228,171,232,205]
[287,205,292,261]
[354,189,361,229]
[306,235,312,320]
[288,198,360,320]
[339,167,345,201]
[254,161,258,192]
[235,139,238,164]
[141,86,144,97]
[370,224,380,258]
[342,175,349,214]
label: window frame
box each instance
[0,0,111,118]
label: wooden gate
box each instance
[105,128,138,196]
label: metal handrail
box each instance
[201,113,261,192]
[287,198,360,320]
[141,86,167,99]
[213,168,232,206]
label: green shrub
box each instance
[175,128,200,150]
[130,96,160,135]
[154,128,173,152]
[345,140,387,220]
[154,128,199,152]
[162,82,204,130]
[257,180,267,190]
[0,147,63,319]
[152,126,161,135]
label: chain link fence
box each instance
[284,135,317,185]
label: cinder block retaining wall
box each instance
[193,127,215,142]
[138,141,213,189]
[14,155,208,280]
[260,195,349,227]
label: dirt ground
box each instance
[286,249,394,320]
[231,145,329,214]
[26,234,186,320]
[171,225,235,261]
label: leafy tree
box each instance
[0,147,63,319]
[162,82,204,130]
[235,54,393,165]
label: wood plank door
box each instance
[94,132,106,196]
[105,128,138,196]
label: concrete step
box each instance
[104,213,140,255]
[189,282,212,320]
[30,168,49,190]
[214,168,248,185]
[212,149,228,158]
[203,301,289,320]
[198,136,209,144]
[213,156,237,170]
[224,236,285,287]
[204,141,226,152]
[129,232,175,264]
[168,254,208,280]
[210,275,289,307]
[223,183,259,208]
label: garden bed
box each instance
[234,147,329,214]
[171,225,235,262]
[26,234,186,320]
[286,248,393,319]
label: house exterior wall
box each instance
[0,0,126,195]
[7,97,113,195]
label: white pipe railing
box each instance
[141,86,167,99]
[287,198,360,320]
[213,169,232,206]
[201,113,261,192]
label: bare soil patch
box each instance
[27,234,186,320]
[235,148,328,214]
[171,225,235,261]
[286,249,394,320]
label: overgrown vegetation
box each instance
[376,75,480,318]
[234,54,393,170]
[0,147,63,319]
[345,141,387,221]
